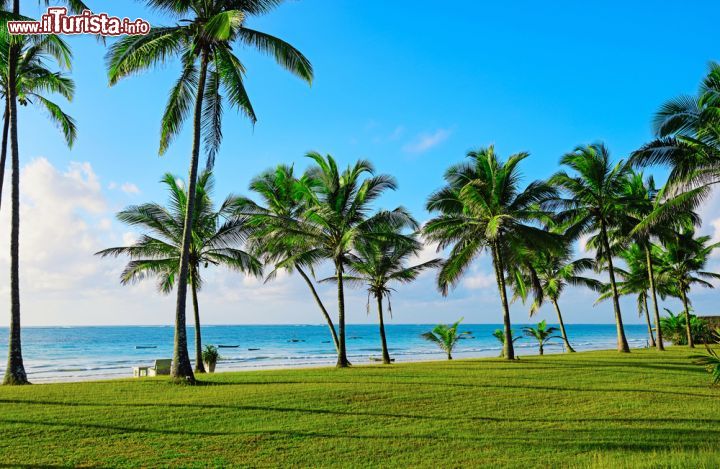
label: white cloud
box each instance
[120,182,141,195]
[462,271,494,290]
[403,128,452,154]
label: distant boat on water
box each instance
[218,345,240,348]
[135,346,157,349]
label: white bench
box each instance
[133,359,172,377]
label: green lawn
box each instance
[0,348,718,468]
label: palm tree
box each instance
[631,62,720,193]
[96,172,262,373]
[233,164,340,352]
[1,7,77,384]
[549,143,632,353]
[106,0,312,382]
[596,244,668,348]
[331,230,441,364]
[523,320,560,356]
[492,328,520,358]
[507,235,601,353]
[422,319,471,360]
[694,329,720,385]
[694,347,720,385]
[424,146,559,360]
[612,171,703,351]
[263,153,412,367]
[656,229,720,348]
[0,32,75,211]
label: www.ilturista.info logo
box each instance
[8,8,151,36]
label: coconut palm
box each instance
[106,0,312,382]
[422,319,471,360]
[596,244,668,348]
[492,328,521,358]
[0,32,75,211]
[523,320,560,356]
[1,8,77,384]
[264,153,412,367]
[695,329,720,385]
[96,171,262,373]
[507,234,601,353]
[424,146,559,360]
[631,62,720,193]
[329,230,441,364]
[655,229,720,347]
[610,171,703,351]
[695,347,720,385]
[232,164,340,352]
[549,143,633,353]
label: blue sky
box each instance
[2,0,720,326]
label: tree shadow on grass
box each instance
[1,418,718,456]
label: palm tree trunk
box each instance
[376,294,391,365]
[551,299,575,352]
[680,289,694,348]
[600,220,630,353]
[296,265,339,352]
[335,259,349,367]
[447,351,452,360]
[0,101,10,212]
[645,245,664,351]
[539,343,544,356]
[4,0,29,385]
[642,294,656,348]
[171,49,210,383]
[190,266,205,374]
[491,240,514,360]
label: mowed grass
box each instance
[0,348,718,468]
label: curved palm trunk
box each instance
[642,294,656,348]
[491,241,514,360]
[680,289,694,348]
[539,342,544,356]
[600,221,630,353]
[335,260,349,367]
[4,1,29,385]
[190,267,205,374]
[0,101,10,212]
[376,294,391,365]
[645,246,664,351]
[171,50,211,383]
[447,350,452,360]
[296,266,339,352]
[551,299,575,353]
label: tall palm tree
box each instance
[596,244,666,348]
[233,164,340,352]
[266,152,412,367]
[421,319,471,360]
[508,239,601,353]
[96,172,262,373]
[1,6,77,385]
[330,230,441,364]
[106,0,312,382]
[612,171,702,351]
[656,229,720,348]
[631,62,720,193]
[0,32,75,211]
[549,143,633,353]
[424,146,559,360]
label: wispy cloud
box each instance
[120,183,141,195]
[402,128,452,154]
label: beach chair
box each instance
[133,359,172,377]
